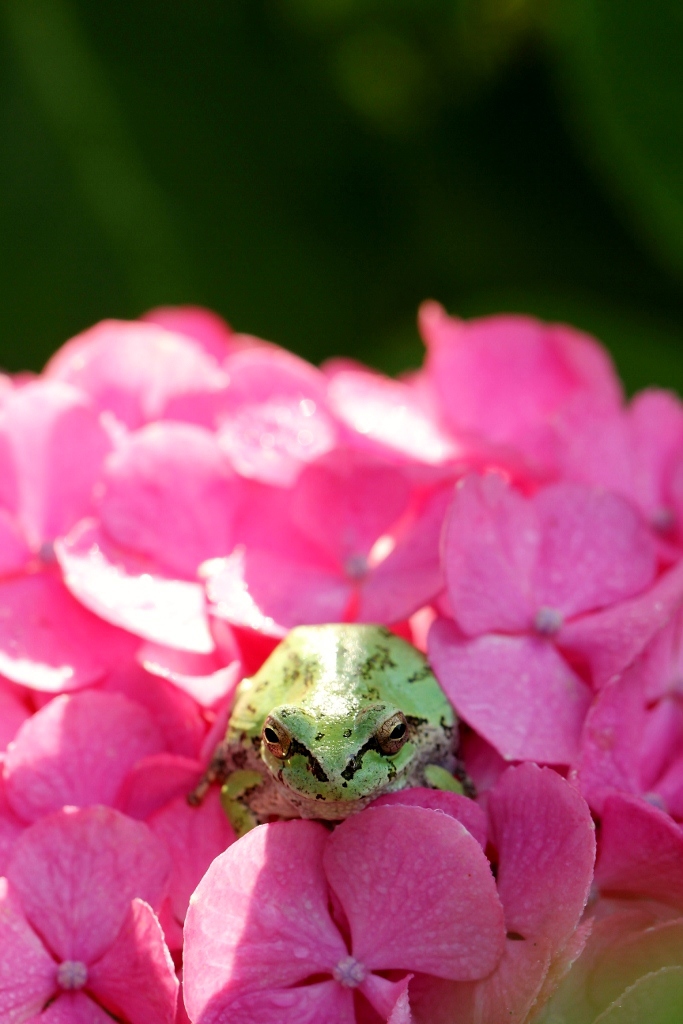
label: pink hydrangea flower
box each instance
[428,472,682,763]
[0,806,177,1023]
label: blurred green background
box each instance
[2,0,683,391]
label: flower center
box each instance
[345,554,369,580]
[57,960,88,990]
[333,955,366,988]
[534,606,563,636]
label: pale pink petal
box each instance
[104,663,206,759]
[595,794,683,911]
[45,320,229,430]
[324,805,505,979]
[0,877,57,1020]
[0,380,112,549]
[26,993,116,1023]
[57,521,214,653]
[0,680,31,751]
[88,899,178,1024]
[148,787,235,926]
[183,820,346,1019]
[116,754,202,821]
[420,303,621,456]
[358,486,451,623]
[361,974,413,1022]
[98,423,239,580]
[0,569,135,691]
[0,508,30,576]
[200,982,355,1024]
[218,397,338,487]
[142,306,235,362]
[222,344,329,410]
[327,366,458,465]
[203,550,289,639]
[290,450,411,567]
[465,764,596,1024]
[558,559,683,688]
[428,620,591,764]
[371,789,487,848]
[4,691,164,822]
[532,484,656,618]
[7,806,170,963]
[442,474,537,636]
[138,642,241,708]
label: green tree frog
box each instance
[190,623,469,835]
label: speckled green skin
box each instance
[213,624,459,834]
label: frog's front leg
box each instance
[424,762,477,799]
[220,770,265,836]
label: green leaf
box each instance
[593,966,683,1024]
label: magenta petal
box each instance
[0,569,134,691]
[324,805,505,979]
[558,559,683,687]
[0,878,57,1020]
[138,642,241,707]
[147,789,235,927]
[7,806,170,964]
[4,691,164,822]
[0,775,25,874]
[116,754,202,820]
[98,423,239,579]
[0,680,31,751]
[442,474,537,636]
[57,521,214,653]
[532,483,656,618]
[0,507,31,576]
[360,974,413,1022]
[0,380,112,549]
[183,820,346,1020]
[202,981,355,1024]
[428,620,591,764]
[370,789,487,849]
[26,992,116,1023]
[595,794,683,910]
[88,899,178,1024]
[142,305,236,362]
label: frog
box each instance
[188,623,470,835]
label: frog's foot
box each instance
[187,740,231,807]
[424,762,477,799]
[221,770,265,836]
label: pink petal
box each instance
[361,974,413,1022]
[0,775,25,874]
[327,365,458,465]
[57,520,214,653]
[324,805,505,979]
[0,877,57,1020]
[595,794,683,910]
[532,483,656,619]
[222,344,329,411]
[3,690,165,822]
[0,680,31,752]
[467,764,596,1024]
[147,788,235,927]
[204,550,289,639]
[88,899,178,1024]
[141,306,235,362]
[98,423,239,580]
[26,993,116,1023]
[428,620,591,764]
[116,754,202,820]
[0,569,135,691]
[442,474,537,636]
[358,486,451,623]
[182,820,347,1020]
[0,380,112,550]
[370,789,487,849]
[218,397,337,487]
[0,508,31,576]
[558,559,683,688]
[45,320,230,430]
[420,303,621,456]
[6,806,170,964]
[138,642,241,708]
[199,981,355,1024]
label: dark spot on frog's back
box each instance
[359,646,397,680]
[315,732,325,741]
[407,666,432,683]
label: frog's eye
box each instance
[375,711,409,756]
[262,716,291,759]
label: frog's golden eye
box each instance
[262,716,291,759]
[375,711,408,756]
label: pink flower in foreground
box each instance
[0,806,177,1023]
[183,804,506,1023]
[428,472,679,764]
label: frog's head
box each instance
[229,624,456,819]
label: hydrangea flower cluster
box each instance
[0,303,682,1023]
